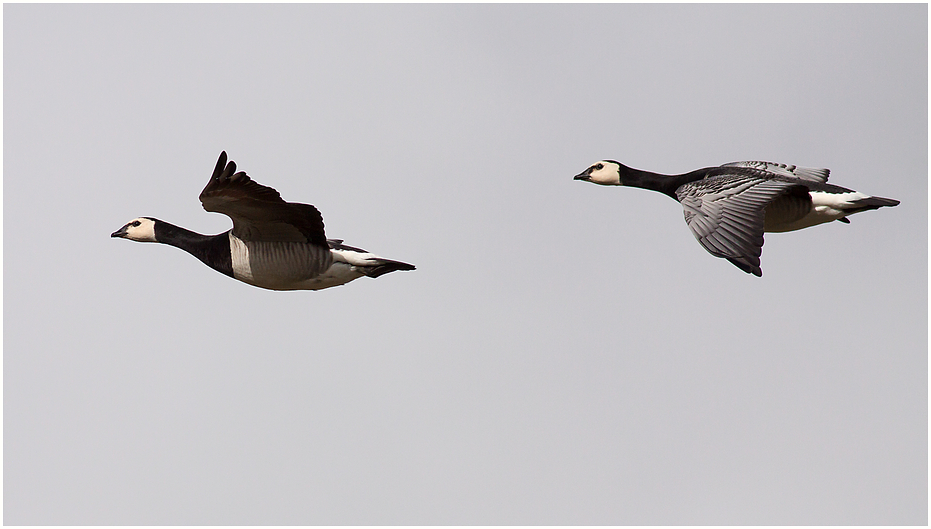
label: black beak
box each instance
[111,225,128,238]
[573,170,591,181]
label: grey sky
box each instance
[4,3,927,525]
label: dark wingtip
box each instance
[726,257,762,277]
[210,151,241,182]
[213,151,228,180]
[222,160,237,180]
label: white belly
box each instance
[764,190,866,233]
[289,262,365,290]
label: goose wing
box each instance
[676,174,810,276]
[199,151,327,246]
[721,161,830,183]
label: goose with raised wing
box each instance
[112,151,415,290]
[573,160,899,276]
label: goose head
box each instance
[111,217,158,242]
[573,160,623,186]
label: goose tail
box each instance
[848,195,900,210]
[361,259,417,278]
[837,195,900,220]
[328,239,415,278]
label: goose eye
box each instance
[594,163,604,170]
[131,221,141,227]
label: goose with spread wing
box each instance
[112,151,415,290]
[573,160,899,276]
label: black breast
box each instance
[154,222,234,278]
[191,233,234,277]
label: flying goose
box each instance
[112,151,415,290]
[573,160,899,276]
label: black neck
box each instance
[617,164,711,199]
[152,220,233,277]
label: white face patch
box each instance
[586,161,622,185]
[118,217,158,242]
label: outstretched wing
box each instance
[676,174,810,277]
[199,151,327,246]
[721,161,830,184]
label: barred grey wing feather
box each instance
[721,161,830,183]
[676,176,808,276]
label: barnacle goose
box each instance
[112,151,415,290]
[574,160,899,277]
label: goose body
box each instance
[574,160,899,276]
[112,152,415,290]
